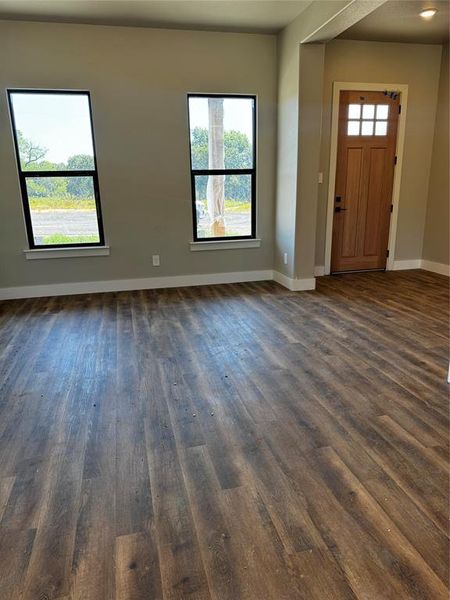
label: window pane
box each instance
[188,97,254,170]
[361,120,374,135]
[362,104,375,119]
[194,174,251,238]
[375,121,388,136]
[347,121,360,136]
[10,92,95,171]
[376,105,389,119]
[348,104,361,119]
[26,176,100,245]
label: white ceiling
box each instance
[339,0,449,44]
[0,0,313,34]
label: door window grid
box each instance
[347,104,389,137]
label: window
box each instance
[187,94,256,241]
[8,90,105,248]
[347,103,389,137]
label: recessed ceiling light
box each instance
[419,8,438,19]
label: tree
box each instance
[207,98,225,237]
[27,176,68,198]
[191,126,252,202]
[66,154,95,170]
[17,130,48,168]
[66,154,95,198]
[15,132,95,200]
[191,127,208,170]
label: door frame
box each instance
[324,82,409,275]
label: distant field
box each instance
[30,197,95,211]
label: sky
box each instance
[10,93,94,164]
[189,97,253,140]
[10,93,253,164]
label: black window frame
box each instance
[187,93,257,242]
[7,88,105,249]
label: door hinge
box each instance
[398,105,402,114]
[390,204,393,213]
[386,249,390,258]
[394,155,398,165]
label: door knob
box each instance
[335,207,348,213]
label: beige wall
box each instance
[0,20,277,288]
[275,19,302,278]
[316,39,442,266]
[295,44,325,278]
[275,0,353,279]
[275,0,384,281]
[423,43,449,267]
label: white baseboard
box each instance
[392,259,422,270]
[0,270,274,301]
[318,259,449,276]
[314,265,325,277]
[392,259,449,276]
[420,260,450,276]
[2,257,445,301]
[273,271,316,291]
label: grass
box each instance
[224,200,251,213]
[31,197,250,213]
[198,229,246,238]
[41,234,100,245]
[30,197,95,211]
[198,200,251,214]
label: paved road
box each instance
[32,210,99,237]
[32,210,251,239]
[198,213,251,236]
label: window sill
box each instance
[24,246,110,260]
[190,239,261,251]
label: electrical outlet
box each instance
[283,253,288,265]
[152,255,160,267]
[318,172,323,184]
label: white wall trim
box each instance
[273,271,316,291]
[314,265,325,277]
[190,239,261,251]
[317,259,449,276]
[0,269,320,300]
[392,259,421,270]
[324,82,409,275]
[0,270,273,300]
[2,260,446,301]
[420,260,450,276]
[24,246,110,259]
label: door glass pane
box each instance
[188,96,254,170]
[9,93,95,171]
[26,176,100,245]
[361,121,374,135]
[194,174,251,238]
[375,121,388,136]
[362,104,375,119]
[376,104,389,119]
[347,121,360,136]
[348,104,361,119]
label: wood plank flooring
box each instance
[0,269,448,599]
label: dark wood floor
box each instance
[0,270,448,599]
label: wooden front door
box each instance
[331,90,400,273]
